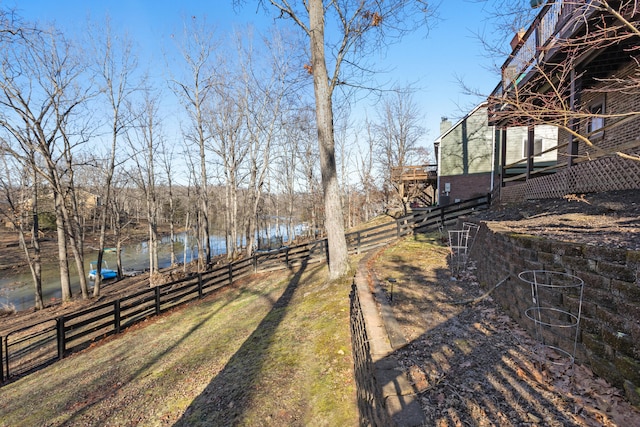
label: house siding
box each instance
[504,125,558,165]
[439,106,494,177]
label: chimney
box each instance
[440,117,452,135]
[510,28,526,51]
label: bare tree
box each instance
[109,177,135,278]
[0,153,44,309]
[0,22,93,302]
[169,16,218,267]
[276,108,306,245]
[374,89,425,214]
[181,152,201,269]
[160,141,178,267]
[0,10,44,309]
[296,106,322,239]
[89,16,139,295]
[236,27,302,256]
[258,0,434,278]
[207,66,249,259]
[335,108,354,227]
[127,88,163,280]
[470,0,539,64]
[356,117,378,222]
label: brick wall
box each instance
[439,172,492,204]
[468,220,640,402]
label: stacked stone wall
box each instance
[468,220,640,402]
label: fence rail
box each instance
[0,194,490,383]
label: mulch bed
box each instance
[474,189,640,251]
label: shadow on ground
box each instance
[174,260,313,426]
[364,235,639,426]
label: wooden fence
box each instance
[0,194,490,384]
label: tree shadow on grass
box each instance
[58,277,273,425]
[174,259,314,426]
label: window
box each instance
[522,137,544,158]
[587,100,605,137]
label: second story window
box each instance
[587,99,605,138]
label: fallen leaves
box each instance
[373,235,640,426]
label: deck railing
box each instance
[390,164,437,181]
[501,0,583,91]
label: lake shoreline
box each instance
[0,223,178,273]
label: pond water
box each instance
[0,223,306,312]
[0,232,225,312]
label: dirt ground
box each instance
[474,189,640,250]
[370,189,640,426]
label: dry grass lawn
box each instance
[0,262,358,427]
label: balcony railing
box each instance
[501,0,582,91]
[390,165,437,181]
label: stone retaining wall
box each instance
[469,220,640,403]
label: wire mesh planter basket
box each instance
[518,270,584,366]
[448,229,471,274]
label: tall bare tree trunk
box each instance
[29,166,43,309]
[53,191,72,301]
[309,0,349,278]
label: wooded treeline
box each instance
[0,7,429,310]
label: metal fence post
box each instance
[3,334,10,381]
[324,239,330,265]
[57,317,65,360]
[0,336,4,383]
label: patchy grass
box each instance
[346,214,395,233]
[0,264,358,427]
[371,232,453,340]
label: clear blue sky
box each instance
[7,0,510,154]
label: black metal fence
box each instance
[350,282,394,426]
[0,194,490,384]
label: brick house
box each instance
[489,0,640,200]
[481,0,640,403]
[435,103,557,205]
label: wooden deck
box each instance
[391,165,437,182]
